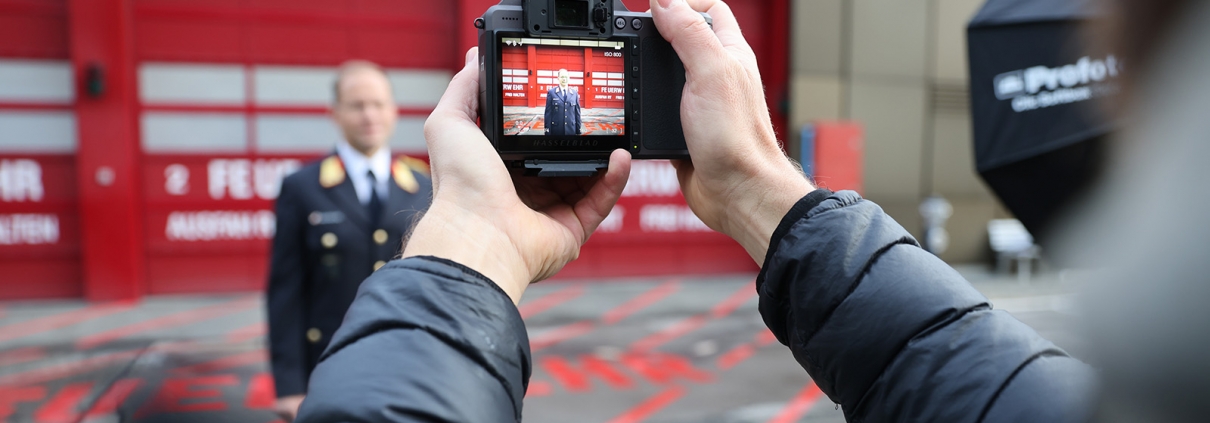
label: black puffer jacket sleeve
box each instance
[757,190,1094,423]
[295,256,531,423]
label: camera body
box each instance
[477,0,709,176]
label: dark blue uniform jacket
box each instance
[266,154,432,398]
[295,190,1094,422]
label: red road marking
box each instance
[171,349,267,375]
[715,344,755,370]
[710,284,757,318]
[601,279,680,325]
[530,321,596,352]
[530,279,682,352]
[76,296,258,350]
[33,381,93,423]
[0,386,45,419]
[526,380,553,397]
[81,379,142,420]
[225,322,266,344]
[0,346,46,367]
[0,303,135,344]
[518,285,586,319]
[540,355,633,392]
[134,374,239,418]
[767,383,825,423]
[0,349,142,387]
[716,329,783,371]
[629,284,756,353]
[629,315,709,353]
[620,352,713,385]
[756,329,778,347]
[603,385,686,423]
[244,372,276,409]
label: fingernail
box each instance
[657,0,674,8]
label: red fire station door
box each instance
[131,1,457,294]
[0,1,82,300]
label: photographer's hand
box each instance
[404,48,631,304]
[651,0,815,263]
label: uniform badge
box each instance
[392,158,421,194]
[319,156,346,188]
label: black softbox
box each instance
[967,0,1118,240]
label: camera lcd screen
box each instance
[500,37,626,137]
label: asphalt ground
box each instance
[0,266,1083,423]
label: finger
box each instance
[428,47,480,124]
[683,0,748,53]
[424,47,483,159]
[650,0,728,77]
[574,149,632,240]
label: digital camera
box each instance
[476,0,710,176]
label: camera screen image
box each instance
[500,37,626,137]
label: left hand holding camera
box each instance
[404,48,632,304]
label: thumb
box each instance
[650,0,726,77]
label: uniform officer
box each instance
[266,60,432,421]
[544,68,582,135]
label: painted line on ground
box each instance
[80,379,142,421]
[531,279,680,352]
[75,296,258,350]
[170,349,266,375]
[225,322,266,344]
[0,350,142,387]
[518,285,586,319]
[601,279,680,325]
[32,381,92,423]
[0,303,137,344]
[0,347,46,368]
[629,283,756,353]
[715,344,755,370]
[716,329,780,370]
[530,321,596,352]
[603,384,687,423]
[767,382,825,423]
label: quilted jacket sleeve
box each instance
[295,256,531,423]
[757,190,1094,423]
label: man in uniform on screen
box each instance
[544,68,582,135]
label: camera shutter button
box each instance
[614,17,626,30]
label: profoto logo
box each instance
[993,56,1121,112]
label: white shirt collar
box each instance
[336,141,391,204]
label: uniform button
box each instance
[373,229,388,245]
[374,260,386,271]
[321,233,338,249]
[306,328,322,343]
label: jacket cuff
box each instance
[406,255,515,303]
[757,189,833,275]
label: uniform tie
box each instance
[366,170,382,224]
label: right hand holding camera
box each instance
[651,0,816,263]
[405,48,631,304]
